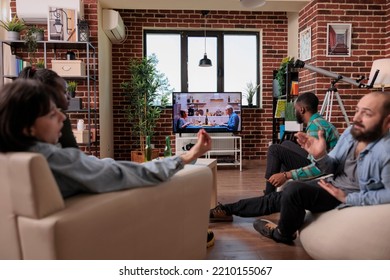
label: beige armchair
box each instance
[0,152,212,260]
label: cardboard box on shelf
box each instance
[52,60,86,76]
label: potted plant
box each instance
[67,81,78,98]
[120,54,171,162]
[275,56,295,97]
[35,59,45,69]
[243,81,259,107]
[24,25,44,64]
[284,101,303,131]
[26,25,44,41]
[0,15,26,40]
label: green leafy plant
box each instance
[120,54,171,152]
[26,25,44,39]
[35,59,45,69]
[67,81,77,98]
[24,25,44,64]
[243,81,260,106]
[0,15,26,32]
[276,56,295,96]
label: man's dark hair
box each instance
[296,92,319,114]
[18,66,68,110]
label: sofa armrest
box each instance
[8,153,65,218]
[18,165,212,260]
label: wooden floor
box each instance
[206,161,312,260]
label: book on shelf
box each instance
[15,58,30,75]
[274,99,286,118]
[290,81,299,96]
[5,56,30,77]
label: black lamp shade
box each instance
[78,19,90,42]
[199,53,212,67]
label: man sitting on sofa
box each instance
[211,91,390,245]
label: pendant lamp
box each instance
[199,10,212,67]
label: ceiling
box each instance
[98,0,310,13]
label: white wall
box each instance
[287,12,299,59]
[97,2,114,158]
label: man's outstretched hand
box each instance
[180,129,212,164]
[295,130,327,160]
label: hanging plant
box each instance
[276,56,295,96]
[24,25,44,64]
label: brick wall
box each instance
[298,0,389,132]
[113,9,290,160]
[386,0,390,55]
[9,0,100,156]
[9,0,390,161]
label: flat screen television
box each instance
[172,92,242,133]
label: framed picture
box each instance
[48,7,78,42]
[326,23,352,57]
[299,27,311,61]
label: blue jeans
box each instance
[264,140,310,194]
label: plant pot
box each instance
[69,91,76,98]
[7,31,20,40]
[31,32,44,41]
[131,149,160,163]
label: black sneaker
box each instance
[253,219,296,245]
[209,202,233,223]
[207,229,215,248]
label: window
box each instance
[145,30,260,106]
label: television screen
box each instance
[172,92,242,133]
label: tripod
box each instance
[320,81,350,126]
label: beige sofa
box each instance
[0,152,212,260]
[299,204,390,259]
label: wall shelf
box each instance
[0,40,98,155]
[272,66,299,144]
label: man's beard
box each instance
[351,119,385,142]
[295,111,304,124]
